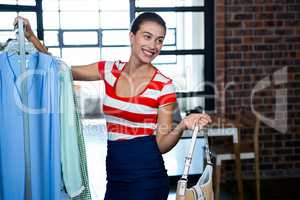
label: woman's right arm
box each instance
[72,63,101,81]
[17,16,102,81]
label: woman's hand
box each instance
[13,16,35,41]
[180,113,212,130]
[13,16,50,54]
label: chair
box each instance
[209,111,261,200]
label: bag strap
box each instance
[203,128,212,165]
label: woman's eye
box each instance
[144,35,151,39]
[157,39,164,44]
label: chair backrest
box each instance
[209,114,236,129]
[208,110,261,147]
[236,110,261,140]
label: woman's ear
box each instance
[129,32,134,45]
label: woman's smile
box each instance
[141,47,156,58]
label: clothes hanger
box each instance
[0,41,6,52]
[4,18,36,57]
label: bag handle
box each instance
[203,127,212,165]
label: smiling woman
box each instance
[17,12,212,200]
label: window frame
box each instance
[41,1,132,59]
[0,0,215,111]
[0,0,44,40]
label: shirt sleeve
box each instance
[158,81,177,108]
[98,61,106,80]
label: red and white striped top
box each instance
[98,60,177,141]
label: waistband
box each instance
[106,135,167,181]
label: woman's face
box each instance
[130,21,166,64]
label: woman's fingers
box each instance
[13,16,33,39]
[14,16,24,29]
[193,113,212,124]
[13,16,19,28]
[201,113,212,123]
[197,118,210,128]
[184,113,212,130]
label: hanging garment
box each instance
[59,62,84,198]
[59,60,89,198]
[0,51,61,200]
[58,60,91,200]
[70,73,92,200]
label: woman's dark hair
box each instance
[130,12,166,34]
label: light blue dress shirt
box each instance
[0,52,61,200]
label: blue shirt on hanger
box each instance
[0,51,61,200]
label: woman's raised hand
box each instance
[13,16,34,41]
[181,113,212,130]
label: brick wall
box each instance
[215,0,300,179]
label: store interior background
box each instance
[0,0,300,199]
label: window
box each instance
[41,0,130,65]
[0,0,214,112]
[41,0,131,98]
[63,31,98,45]
[0,0,36,6]
[135,0,204,7]
[102,30,129,46]
[132,0,215,112]
[0,1,41,45]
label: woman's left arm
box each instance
[156,104,211,154]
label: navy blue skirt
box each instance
[104,135,169,200]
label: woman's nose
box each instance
[148,40,156,49]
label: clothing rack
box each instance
[17,18,32,200]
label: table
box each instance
[164,127,240,176]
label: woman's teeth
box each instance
[142,49,154,57]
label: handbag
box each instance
[176,121,214,200]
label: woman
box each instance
[17,12,211,200]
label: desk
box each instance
[182,128,239,143]
[164,127,240,176]
[165,125,243,200]
[163,137,205,176]
[202,125,243,200]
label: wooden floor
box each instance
[168,175,300,200]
